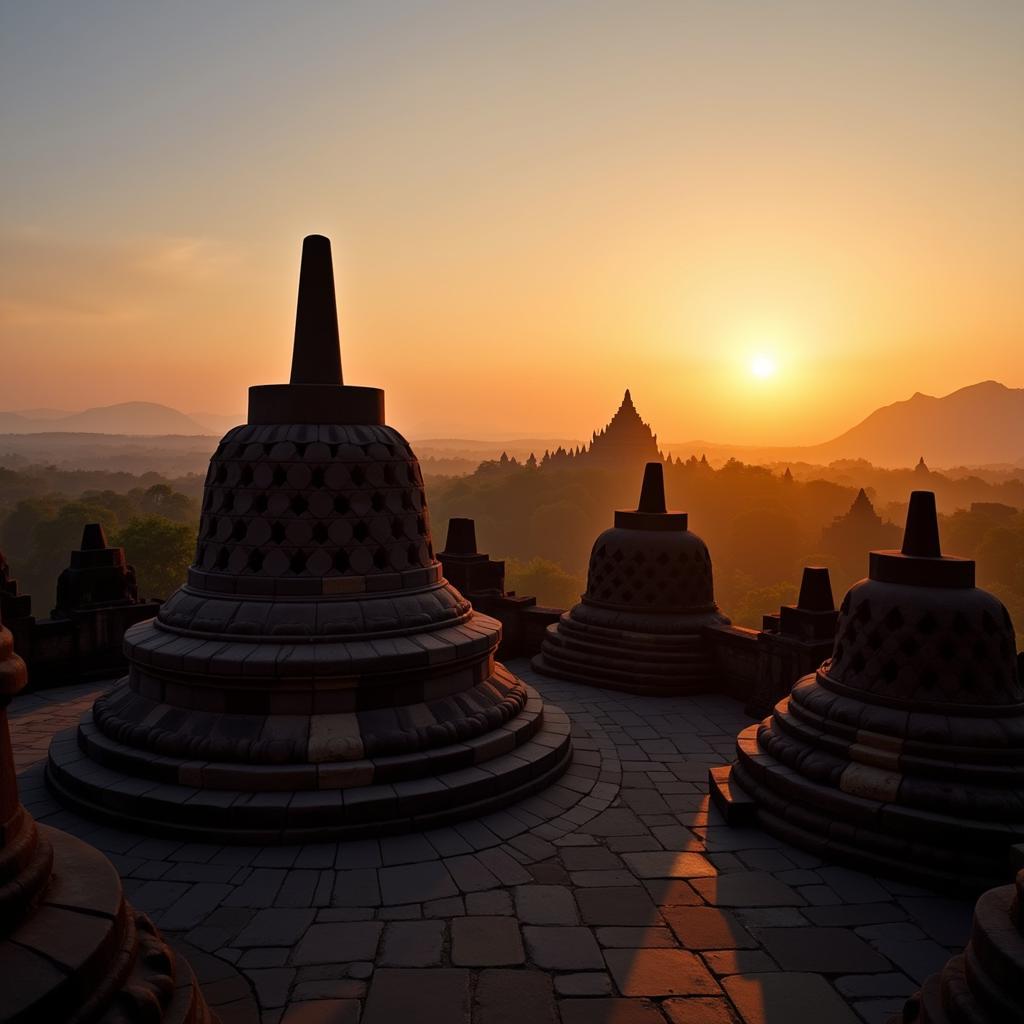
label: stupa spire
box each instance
[901,489,941,558]
[290,234,342,385]
[637,462,667,514]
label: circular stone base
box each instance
[46,700,572,844]
[1,825,214,1024]
[732,721,1022,894]
[533,618,719,696]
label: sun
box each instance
[749,354,777,379]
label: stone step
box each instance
[46,706,573,844]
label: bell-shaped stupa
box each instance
[713,491,1024,893]
[1,606,216,1023]
[532,462,729,695]
[47,235,571,842]
[902,868,1024,1023]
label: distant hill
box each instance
[0,402,210,436]
[666,381,1024,469]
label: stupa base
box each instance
[533,617,720,696]
[46,692,572,843]
[901,874,1024,1023]
[3,825,215,1024]
[712,722,1022,895]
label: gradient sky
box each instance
[2,2,1022,442]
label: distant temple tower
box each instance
[532,462,729,695]
[48,235,571,841]
[821,488,901,583]
[585,389,663,468]
[713,491,1024,893]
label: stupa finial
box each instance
[901,490,941,558]
[637,462,667,514]
[796,566,835,612]
[290,234,342,385]
[80,523,108,550]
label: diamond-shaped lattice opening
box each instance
[215,547,230,570]
[215,464,228,483]
[952,611,970,634]
[855,600,872,623]
[865,628,884,650]
[334,550,349,572]
[391,518,405,539]
[917,612,938,635]
[290,495,309,515]
[351,467,365,486]
[220,492,234,513]
[290,551,307,573]
[232,519,247,541]
[612,549,624,563]
[383,464,396,484]
[401,492,413,511]
[311,467,325,488]
[884,607,904,630]
[919,668,937,690]
[407,543,419,564]
[416,516,427,536]
[373,548,389,570]
[899,635,920,657]
[253,495,268,514]
[334,495,349,514]
[271,522,286,544]
[371,493,385,512]
[354,521,369,542]
[881,660,899,683]
[851,652,866,672]
[272,467,287,487]
[312,523,328,544]
[205,517,219,539]
[240,465,254,486]
[248,550,264,572]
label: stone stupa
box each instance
[532,461,729,695]
[902,868,1024,1023]
[0,606,216,1024]
[47,234,571,842]
[713,491,1024,893]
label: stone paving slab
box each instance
[11,663,975,1024]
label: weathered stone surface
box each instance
[450,916,524,966]
[723,973,862,1024]
[522,926,604,970]
[362,968,471,1024]
[604,947,721,996]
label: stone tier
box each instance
[2,825,212,1024]
[903,870,1024,1022]
[713,671,1024,893]
[533,614,719,696]
[47,693,571,843]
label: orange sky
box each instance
[2,3,1022,443]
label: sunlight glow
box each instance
[750,354,777,379]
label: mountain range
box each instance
[0,402,215,436]
[665,381,1024,469]
[2,381,1023,468]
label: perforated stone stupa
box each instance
[532,461,729,695]
[713,490,1024,893]
[47,234,571,842]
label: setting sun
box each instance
[750,354,777,379]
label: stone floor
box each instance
[11,659,974,1024]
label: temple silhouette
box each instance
[2,235,1020,1024]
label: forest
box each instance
[4,456,1024,639]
